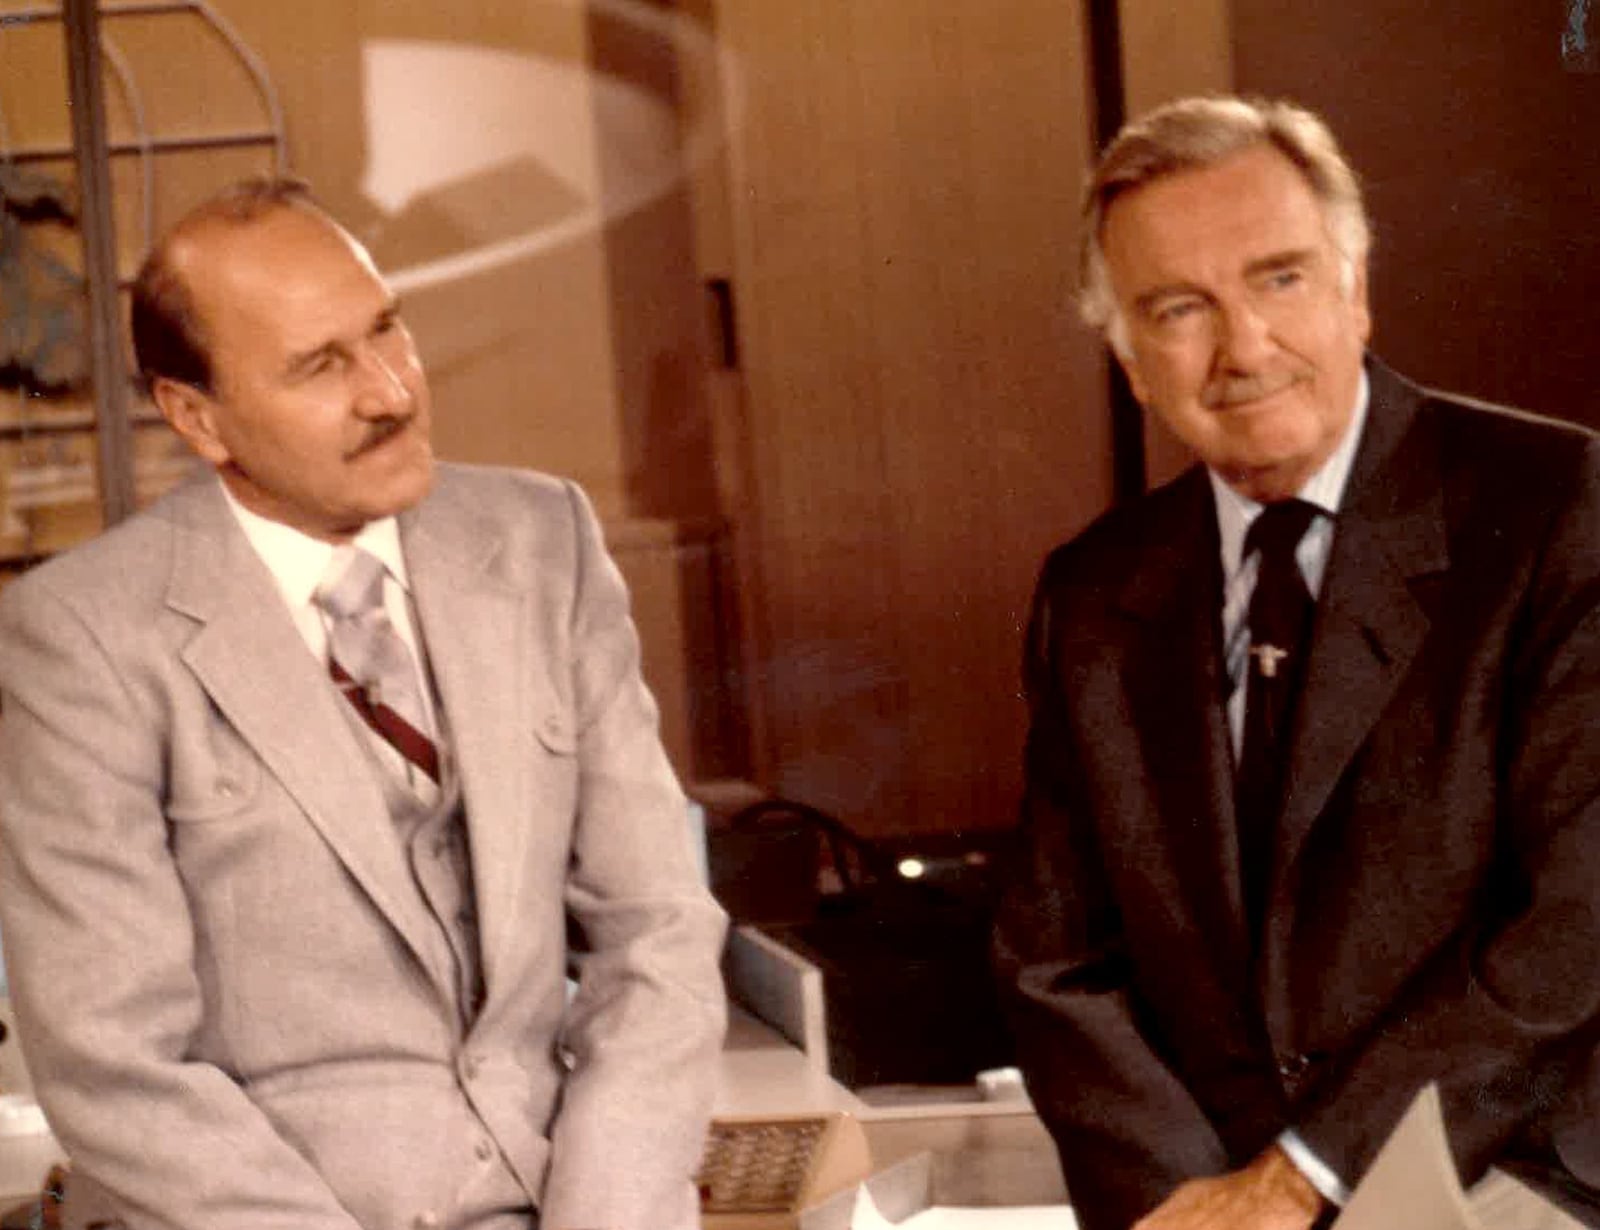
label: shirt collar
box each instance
[219,477,412,609]
[1209,367,1369,577]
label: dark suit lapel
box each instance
[1263,362,1450,973]
[1115,470,1253,969]
[164,477,452,999]
[401,481,531,1007]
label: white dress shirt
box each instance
[1205,371,1370,1207]
[1211,370,1370,760]
[219,481,441,801]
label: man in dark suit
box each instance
[0,181,726,1229]
[994,96,1598,1230]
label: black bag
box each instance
[712,798,1014,1089]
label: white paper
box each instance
[850,1185,898,1230]
[851,1183,1077,1229]
[0,1093,49,1138]
[1332,1083,1481,1230]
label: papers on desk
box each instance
[796,1151,1075,1230]
[1332,1084,1480,1230]
[849,1186,1076,1229]
[1332,1083,1579,1230]
[828,1081,1572,1230]
[0,1096,48,1139]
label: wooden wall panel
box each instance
[1231,4,1600,430]
[1119,0,1233,122]
[1,17,73,149]
[587,2,720,521]
[714,3,1111,835]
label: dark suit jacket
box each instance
[994,359,1600,1230]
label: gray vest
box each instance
[333,705,537,1225]
[333,699,484,1032]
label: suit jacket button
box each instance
[1277,1052,1312,1080]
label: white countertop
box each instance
[716,1004,866,1118]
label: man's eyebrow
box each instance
[284,301,401,376]
[284,338,342,377]
[1133,281,1208,316]
[1243,248,1317,278]
[1131,249,1322,317]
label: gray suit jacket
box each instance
[0,464,728,1230]
[996,360,1600,1230]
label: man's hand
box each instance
[1131,1144,1325,1230]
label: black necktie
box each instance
[1236,499,1320,932]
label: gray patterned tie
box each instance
[315,548,439,782]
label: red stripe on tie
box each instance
[329,657,440,782]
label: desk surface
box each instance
[717,1005,866,1117]
[719,1006,1067,1208]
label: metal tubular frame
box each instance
[64,0,137,524]
[0,0,287,528]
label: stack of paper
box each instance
[849,1187,1076,1230]
[1334,1084,1581,1230]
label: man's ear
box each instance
[1111,345,1150,407]
[1350,261,1373,347]
[1103,315,1150,406]
[151,377,230,467]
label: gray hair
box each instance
[1079,96,1370,355]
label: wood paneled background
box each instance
[711,3,1112,834]
[1231,1,1600,432]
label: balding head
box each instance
[134,178,434,541]
[131,177,335,394]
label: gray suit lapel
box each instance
[165,478,455,1001]
[402,485,530,1007]
[1264,364,1450,960]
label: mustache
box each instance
[1202,371,1302,409]
[345,413,414,460]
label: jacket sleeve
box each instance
[1290,439,1600,1188]
[0,577,367,1230]
[992,562,1230,1230]
[537,482,728,1230]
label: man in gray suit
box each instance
[995,98,1598,1230]
[0,180,727,1230]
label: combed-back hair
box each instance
[1079,96,1370,355]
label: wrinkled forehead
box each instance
[1102,146,1335,271]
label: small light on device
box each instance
[897,857,926,880]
